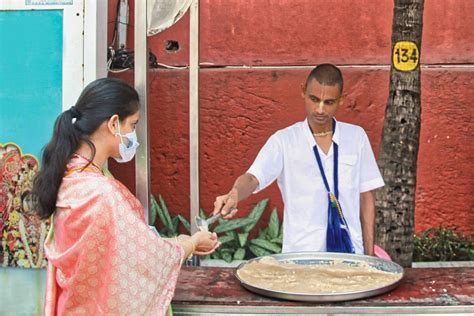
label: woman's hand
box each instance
[190,231,220,256]
[176,234,191,242]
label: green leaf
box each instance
[243,199,268,232]
[221,252,233,263]
[214,217,255,233]
[219,247,235,254]
[278,223,284,239]
[268,208,279,239]
[238,232,249,247]
[249,244,272,257]
[250,238,282,253]
[257,228,268,239]
[270,237,283,245]
[199,208,207,220]
[151,195,164,227]
[158,227,167,236]
[233,248,246,261]
[171,216,179,235]
[218,235,235,244]
[230,231,239,246]
[149,195,158,226]
[211,251,221,260]
[160,227,173,238]
[177,214,191,233]
[157,195,173,230]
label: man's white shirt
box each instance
[247,118,384,254]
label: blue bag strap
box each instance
[312,119,338,199]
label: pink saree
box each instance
[43,156,184,315]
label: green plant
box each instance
[413,226,474,262]
[151,195,284,263]
[150,194,190,237]
[248,207,283,257]
[209,199,269,262]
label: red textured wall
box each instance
[108,1,474,234]
[416,69,474,232]
[109,0,474,65]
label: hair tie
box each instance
[69,106,81,119]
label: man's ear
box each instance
[338,95,344,106]
[301,83,306,99]
[107,114,120,135]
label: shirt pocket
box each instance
[339,154,357,188]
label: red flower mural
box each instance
[0,143,49,268]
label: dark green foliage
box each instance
[413,226,473,262]
[150,194,190,237]
[152,195,285,263]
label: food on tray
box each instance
[237,256,401,294]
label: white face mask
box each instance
[114,122,139,163]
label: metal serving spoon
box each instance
[195,208,237,232]
[195,213,221,232]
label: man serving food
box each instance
[213,64,384,256]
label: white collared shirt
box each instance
[247,118,384,254]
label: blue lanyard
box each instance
[312,119,339,199]
[311,119,354,253]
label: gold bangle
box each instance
[184,239,196,260]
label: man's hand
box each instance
[213,188,239,219]
[212,173,259,219]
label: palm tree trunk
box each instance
[376,0,425,267]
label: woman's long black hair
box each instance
[32,78,139,219]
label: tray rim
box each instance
[234,251,405,302]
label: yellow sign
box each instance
[393,41,419,71]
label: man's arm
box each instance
[360,190,376,256]
[213,132,282,219]
[213,173,259,218]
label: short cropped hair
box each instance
[305,64,343,93]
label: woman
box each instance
[32,78,219,315]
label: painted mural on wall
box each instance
[0,143,49,268]
[0,9,64,268]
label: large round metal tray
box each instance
[235,252,404,302]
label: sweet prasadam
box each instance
[237,256,401,294]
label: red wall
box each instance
[108,1,474,234]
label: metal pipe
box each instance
[117,0,129,49]
[189,0,200,235]
[134,0,150,223]
[83,0,108,85]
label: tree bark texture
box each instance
[376,0,425,267]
